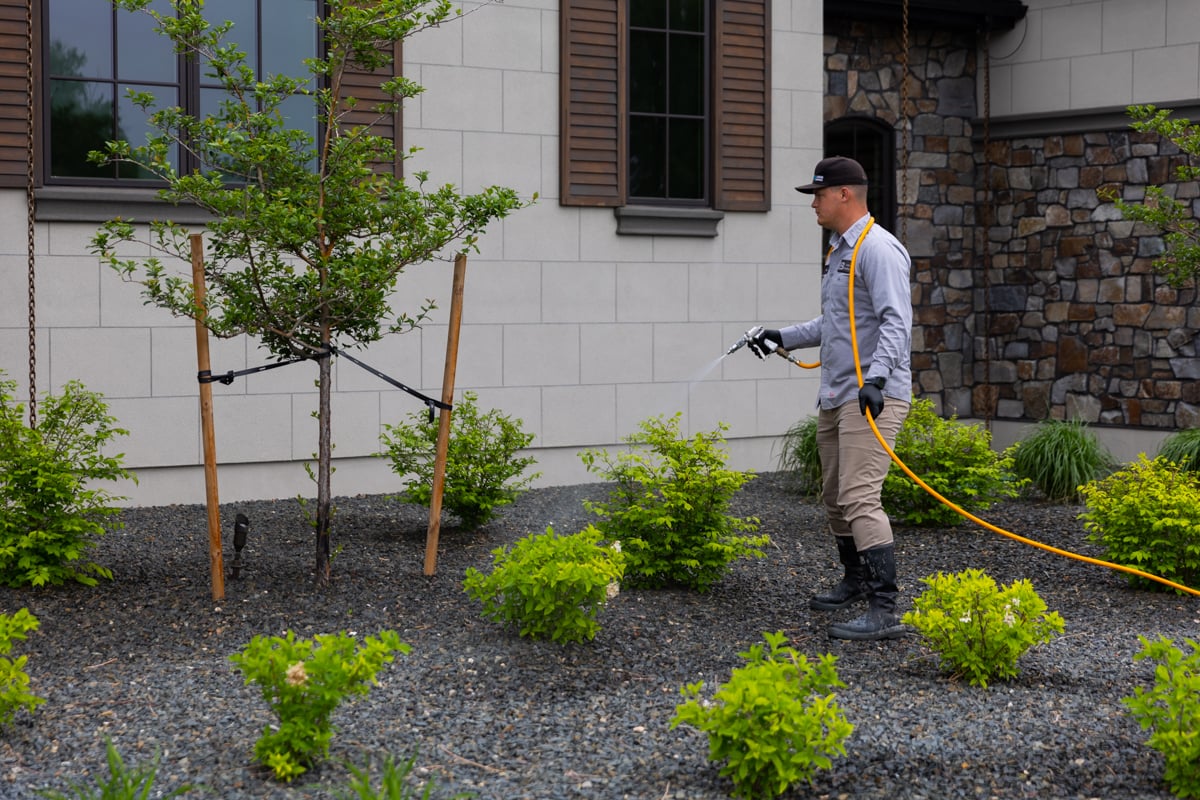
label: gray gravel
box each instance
[0,472,1194,799]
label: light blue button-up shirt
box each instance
[778,214,913,411]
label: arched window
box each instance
[824,117,897,233]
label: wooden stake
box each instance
[190,234,225,601]
[424,253,468,576]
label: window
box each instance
[560,0,770,217]
[825,117,897,232]
[43,0,318,184]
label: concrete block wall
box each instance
[2,0,827,505]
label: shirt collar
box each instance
[829,213,872,251]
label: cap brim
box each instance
[794,183,820,194]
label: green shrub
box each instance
[581,413,767,592]
[884,398,1023,527]
[463,525,625,643]
[38,738,195,799]
[336,751,472,800]
[1158,427,1200,474]
[671,631,853,800]
[1124,635,1200,799]
[0,375,134,587]
[0,608,44,726]
[775,416,821,497]
[1010,418,1115,502]
[902,569,1064,688]
[229,629,408,781]
[1078,454,1200,592]
[380,391,539,530]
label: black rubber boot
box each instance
[828,544,905,640]
[809,536,868,611]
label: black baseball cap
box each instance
[795,156,869,193]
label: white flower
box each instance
[611,541,622,554]
[606,582,620,601]
[958,612,972,624]
[285,661,308,687]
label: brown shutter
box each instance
[713,0,770,211]
[559,0,625,206]
[340,42,403,176]
[0,0,33,189]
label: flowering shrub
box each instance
[1124,635,1200,799]
[581,414,766,591]
[1079,454,1200,592]
[902,569,1064,688]
[672,632,852,799]
[229,629,408,781]
[464,525,625,643]
[0,608,43,726]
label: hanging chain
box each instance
[25,0,37,428]
[899,0,910,246]
[982,27,994,426]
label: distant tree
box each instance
[1100,105,1200,288]
[90,0,528,586]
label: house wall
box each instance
[1,0,827,506]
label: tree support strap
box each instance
[197,343,452,421]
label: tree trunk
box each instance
[314,349,333,587]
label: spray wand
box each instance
[726,326,820,369]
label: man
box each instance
[748,155,913,641]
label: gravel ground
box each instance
[0,472,1194,800]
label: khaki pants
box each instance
[816,399,910,551]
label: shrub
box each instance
[463,525,625,643]
[1010,418,1115,502]
[902,569,1064,688]
[0,375,134,587]
[775,416,821,497]
[884,398,1023,527]
[380,390,539,530]
[336,751,471,800]
[0,608,44,726]
[38,738,195,799]
[1158,427,1200,474]
[1078,454,1200,592]
[671,631,853,800]
[581,414,767,591]
[229,629,408,781]
[1124,635,1200,799]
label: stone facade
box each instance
[824,18,1200,432]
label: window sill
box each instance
[35,186,213,224]
[614,205,723,237]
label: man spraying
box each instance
[748,156,913,641]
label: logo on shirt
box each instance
[837,258,852,275]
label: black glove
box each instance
[746,326,782,360]
[858,377,886,418]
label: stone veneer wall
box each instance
[824,18,1200,432]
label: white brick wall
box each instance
[4,0,826,505]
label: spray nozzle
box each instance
[726,325,763,356]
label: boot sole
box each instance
[809,593,868,611]
[827,623,906,641]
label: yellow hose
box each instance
[786,216,1200,598]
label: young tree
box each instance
[1101,104,1200,288]
[90,0,528,586]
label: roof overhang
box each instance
[827,0,1027,33]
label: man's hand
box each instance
[858,378,886,417]
[746,326,782,360]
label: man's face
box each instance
[810,185,845,231]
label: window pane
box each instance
[630,0,667,29]
[201,0,258,80]
[117,84,179,177]
[278,93,318,146]
[262,0,318,81]
[668,33,703,115]
[116,0,175,81]
[667,117,703,199]
[48,0,112,79]
[629,30,665,114]
[669,0,704,32]
[49,80,113,178]
[629,115,666,198]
